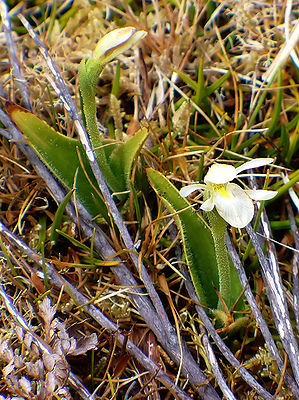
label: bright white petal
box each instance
[214,183,254,228]
[200,196,215,211]
[235,158,274,175]
[180,184,205,197]
[245,189,277,201]
[204,164,237,184]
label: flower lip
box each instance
[204,164,237,184]
[213,183,254,228]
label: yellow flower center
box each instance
[213,184,231,198]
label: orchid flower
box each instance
[180,158,277,228]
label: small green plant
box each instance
[78,27,149,196]
[7,27,149,221]
[149,159,277,311]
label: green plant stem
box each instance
[270,218,299,230]
[207,210,231,308]
[79,60,103,146]
[78,60,119,190]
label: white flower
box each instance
[93,27,147,65]
[180,158,277,228]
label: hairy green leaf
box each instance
[109,127,149,191]
[147,168,219,308]
[7,103,108,220]
[148,169,244,310]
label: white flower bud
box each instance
[15,326,24,342]
[26,359,44,379]
[0,340,13,362]
[39,297,56,326]
[14,355,25,369]
[93,27,147,65]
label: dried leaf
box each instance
[68,333,98,356]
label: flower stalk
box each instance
[207,209,231,308]
[78,27,147,190]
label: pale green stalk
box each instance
[78,28,147,193]
[78,60,119,190]
[207,209,231,309]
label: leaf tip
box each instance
[5,102,29,118]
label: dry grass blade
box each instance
[286,200,299,332]
[182,264,274,400]
[246,223,299,392]
[262,21,299,83]
[198,323,236,400]
[0,0,31,110]
[226,233,298,397]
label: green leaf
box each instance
[172,68,199,92]
[111,61,121,97]
[50,188,75,244]
[278,124,290,159]
[194,59,205,105]
[285,118,299,165]
[173,67,231,102]
[55,229,97,253]
[7,103,108,221]
[109,127,149,191]
[206,71,231,97]
[265,69,282,138]
[147,168,219,308]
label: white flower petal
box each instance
[204,164,237,184]
[214,183,254,228]
[200,196,215,211]
[245,189,277,201]
[180,184,205,197]
[235,158,274,175]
